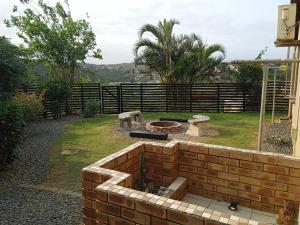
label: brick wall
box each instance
[82,140,300,225]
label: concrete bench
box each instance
[119,111,143,128]
[186,115,210,137]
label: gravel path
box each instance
[263,122,293,155]
[0,116,82,225]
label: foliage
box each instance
[234,63,263,84]
[75,75,92,84]
[0,100,25,170]
[13,92,44,121]
[5,0,102,86]
[0,36,26,101]
[83,98,101,118]
[42,76,71,119]
[134,19,225,84]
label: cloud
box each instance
[0,0,290,64]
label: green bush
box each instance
[42,77,71,119]
[13,92,44,122]
[83,98,101,118]
[0,100,25,170]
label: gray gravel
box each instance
[0,116,82,225]
[263,122,293,155]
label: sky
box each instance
[0,0,291,65]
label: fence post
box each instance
[243,84,246,112]
[117,86,121,113]
[120,84,123,113]
[189,85,192,112]
[217,83,220,113]
[98,83,101,114]
[80,84,84,113]
[140,84,143,112]
[101,86,104,114]
[165,85,168,112]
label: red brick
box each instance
[239,191,261,201]
[167,208,203,225]
[230,151,253,161]
[121,207,150,225]
[115,154,128,166]
[290,168,300,177]
[264,165,289,175]
[229,166,251,176]
[83,216,97,225]
[151,216,180,225]
[198,154,217,163]
[135,200,166,219]
[288,185,300,194]
[251,186,275,197]
[251,170,276,181]
[145,144,163,153]
[228,181,251,191]
[145,173,163,184]
[108,192,134,209]
[207,163,228,172]
[262,196,284,206]
[217,186,238,196]
[82,170,103,182]
[83,190,96,200]
[240,160,263,171]
[83,199,92,209]
[208,147,229,157]
[275,191,300,201]
[96,201,120,216]
[144,159,175,170]
[96,189,108,201]
[163,146,177,155]
[179,151,197,159]
[180,158,207,168]
[82,180,92,190]
[218,172,239,182]
[127,147,141,159]
[179,171,207,182]
[121,156,139,171]
[262,180,287,191]
[188,143,208,154]
[102,160,115,169]
[188,180,216,191]
[179,164,197,174]
[253,154,278,165]
[145,152,176,162]
[108,215,135,225]
[277,175,300,185]
[96,211,108,223]
[197,168,218,177]
[218,157,239,166]
[83,208,96,219]
[207,176,228,186]
[278,157,300,169]
[239,176,261,186]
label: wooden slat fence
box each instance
[25,81,290,117]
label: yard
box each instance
[42,112,271,193]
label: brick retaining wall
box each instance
[82,140,300,225]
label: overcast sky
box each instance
[0,0,291,64]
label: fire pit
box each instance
[146,121,181,133]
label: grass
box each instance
[42,112,271,192]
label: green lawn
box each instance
[42,112,271,192]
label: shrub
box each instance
[13,92,44,122]
[83,99,101,118]
[42,77,71,119]
[0,100,25,170]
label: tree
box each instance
[172,34,225,84]
[0,36,26,101]
[134,19,225,84]
[134,19,179,83]
[5,0,102,87]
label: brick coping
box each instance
[82,140,300,225]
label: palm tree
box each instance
[172,34,226,84]
[134,19,226,84]
[134,19,180,83]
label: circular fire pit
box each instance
[146,121,181,133]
